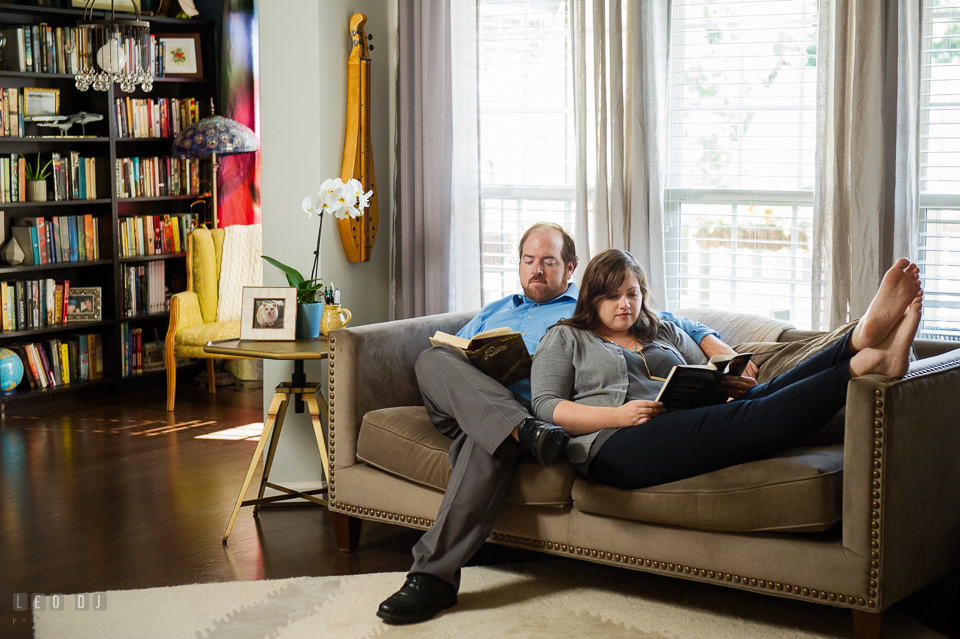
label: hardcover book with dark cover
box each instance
[430,327,533,387]
[655,353,753,411]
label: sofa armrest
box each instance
[327,310,477,471]
[842,348,960,608]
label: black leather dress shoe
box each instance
[377,573,458,624]
[517,418,569,467]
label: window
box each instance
[477,0,576,302]
[664,0,818,328]
[918,0,960,341]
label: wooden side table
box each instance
[204,338,330,544]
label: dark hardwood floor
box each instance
[2,380,957,638]
[0,378,544,639]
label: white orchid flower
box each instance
[328,182,360,220]
[302,193,324,218]
[357,188,374,212]
[346,179,372,210]
[319,178,343,210]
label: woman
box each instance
[531,249,921,490]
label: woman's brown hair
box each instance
[559,249,659,342]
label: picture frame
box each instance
[155,33,203,79]
[66,287,102,322]
[23,88,60,117]
[239,287,296,341]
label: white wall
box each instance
[258,0,395,486]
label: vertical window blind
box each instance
[477,0,576,303]
[919,0,960,341]
[664,0,818,327]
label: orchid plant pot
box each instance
[296,302,323,340]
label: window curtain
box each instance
[812,0,900,330]
[571,0,670,302]
[393,0,481,319]
[893,0,921,263]
[624,0,670,305]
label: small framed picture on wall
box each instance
[155,33,203,79]
[239,287,296,341]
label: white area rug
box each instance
[33,561,944,639]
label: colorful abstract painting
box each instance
[218,0,261,227]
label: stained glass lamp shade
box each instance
[172,103,259,228]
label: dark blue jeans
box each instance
[588,331,854,490]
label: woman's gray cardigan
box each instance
[531,321,707,470]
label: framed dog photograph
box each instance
[239,287,296,340]
[66,287,102,322]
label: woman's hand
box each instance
[615,400,666,427]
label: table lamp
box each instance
[172,98,259,228]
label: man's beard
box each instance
[521,277,568,304]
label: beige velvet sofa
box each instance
[325,309,960,637]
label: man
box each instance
[377,222,748,624]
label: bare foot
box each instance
[851,258,921,351]
[850,291,922,379]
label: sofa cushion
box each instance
[572,445,843,533]
[735,320,857,384]
[357,406,576,506]
[676,308,794,347]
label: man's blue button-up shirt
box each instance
[455,283,719,401]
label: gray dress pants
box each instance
[409,346,532,589]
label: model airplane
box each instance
[32,112,104,136]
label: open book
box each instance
[430,327,532,387]
[655,352,754,411]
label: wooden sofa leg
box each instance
[207,359,216,395]
[330,511,362,552]
[852,609,884,639]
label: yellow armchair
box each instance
[165,227,246,411]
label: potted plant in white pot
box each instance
[262,177,371,339]
[20,153,53,203]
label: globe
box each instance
[0,347,24,392]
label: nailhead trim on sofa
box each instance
[868,388,884,609]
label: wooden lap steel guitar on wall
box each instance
[339,13,378,263]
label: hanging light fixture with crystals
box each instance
[76,0,153,93]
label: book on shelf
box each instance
[655,353,755,411]
[118,214,198,257]
[0,281,9,331]
[429,327,533,387]
[116,156,201,199]
[1,277,70,332]
[0,24,102,76]
[121,323,145,377]
[0,152,98,202]
[6,215,97,265]
[2,333,103,389]
[114,97,200,138]
[1,87,23,137]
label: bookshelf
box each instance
[0,4,217,408]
